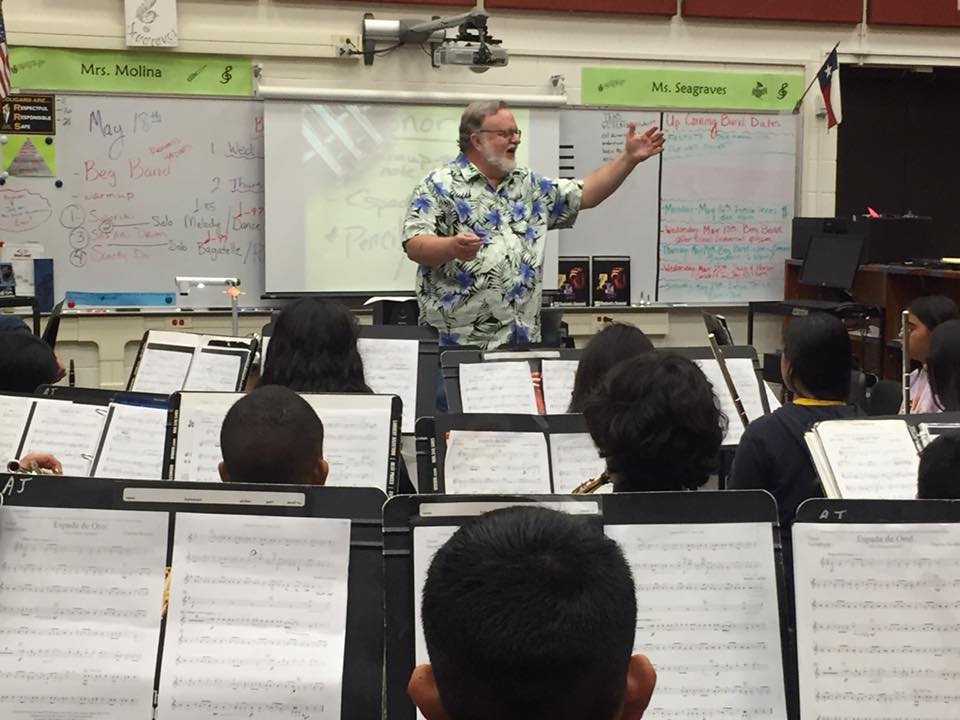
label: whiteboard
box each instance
[559,109,662,301]
[658,111,796,302]
[0,95,796,307]
[263,101,561,294]
[0,95,265,305]
[558,108,797,303]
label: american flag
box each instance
[0,1,10,99]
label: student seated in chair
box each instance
[218,385,328,485]
[902,295,959,413]
[581,352,724,492]
[728,313,861,526]
[927,318,960,412]
[258,298,416,492]
[567,322,655,413]
[409,506,657,720]
[918,431,960,499]
[259,298,371,393]
[0,332,63,393]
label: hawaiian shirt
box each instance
[402,154,583,349]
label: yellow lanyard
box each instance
[793,398,847,407]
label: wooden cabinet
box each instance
[785,261,960,379]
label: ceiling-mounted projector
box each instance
[433,43,508,72]
[361,0,507,72]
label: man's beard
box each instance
[482,145,517,177]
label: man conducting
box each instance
[401,100,664,349]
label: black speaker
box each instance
[371,299,420,326]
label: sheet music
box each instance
[358,337,419,433]
[19,401,106,476]
[549,433,608,494]
[132,344,195,394]
[304,399,393,490]
[0,394,36,462]
[794,522,960,720]
[695,358,774,445]
[93,404,169,480]
[814,419,919,499]
[541,360,579,414]
[183,348,245,392]
[606,522,787,720]
[0,506,168,719]
[694,359,748,444]
[459,361,538,414]
[173,394,239,483]
[259,336,271,369]
[413,524,459,720]
[158,513,351,720]
[445,431,551,494]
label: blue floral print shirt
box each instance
[402,154,583,349]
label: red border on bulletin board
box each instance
[489,0,675,13]
[682,0,862,24]
[868,0,960,28]
[336,0,675,13]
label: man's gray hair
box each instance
[458,100,509,152]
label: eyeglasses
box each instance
[476,128,522,140]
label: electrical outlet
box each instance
[332,35,361,59]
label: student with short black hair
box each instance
[902,295,960,413]
[258,298,417,492]
[567,322,655,412]
[259,298,370,393]
[927,318,960,412]
[0,332,60,393]
[582,352,724,492]
[409,506,657,720]
[218,385,328,485]
[728,313,861,526]
[918,431,960,499]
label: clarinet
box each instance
[709,333,749,430]
[902,310,911,414]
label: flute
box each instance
[708,333,749,430]
[902,310,911,414]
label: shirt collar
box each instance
[453,153,520,186]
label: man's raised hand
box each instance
[624,123,666,164]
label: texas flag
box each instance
[818,48,842,129]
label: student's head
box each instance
[568,323,655,412]
[259,298,369,393]
[927,319,960,412]
[908,295,959,363]
[0,332,59,393]
[583,352,723,491]
[410,506,656,720]
[781,313,851,401]
[218,385,328,485]
[918,432,960,499]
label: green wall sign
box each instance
[582,67,803,111]
[9,47,253,97]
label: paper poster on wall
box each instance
[125,0,179,47]
[2,136,56,176]
[0,95,56,135]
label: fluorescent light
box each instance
[256,84,566,107]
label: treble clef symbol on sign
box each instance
[220,66,234,84]
[136,0,158,24]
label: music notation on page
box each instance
[606,523,787,719]
[795,523,960,719]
